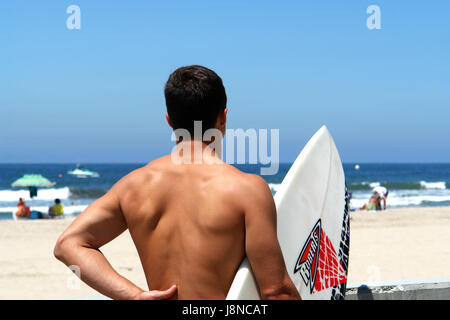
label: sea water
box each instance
[1,163,449,219]
[238,163,450,210]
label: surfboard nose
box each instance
[317,125,331,138]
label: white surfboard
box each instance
[226,126,350,300]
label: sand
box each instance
[0,218,147,299]
[347,206,450,284]
[1,206,450,299]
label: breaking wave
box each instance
[347,181,448,191]
[0,187,107,202]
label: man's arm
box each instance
[54,177,176,300]
[242,175,301,300]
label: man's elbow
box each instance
[54,235,76,263]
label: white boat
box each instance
[67,165,100,178]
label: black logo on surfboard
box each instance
[294,218,347,295]
[294,219,321,294]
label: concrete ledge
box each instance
[345,278,450,300]
[53,278,450,300]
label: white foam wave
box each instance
[357,182,381,188]
[349,191,450,209]
[420,181,447,190]
[0,187,71,202]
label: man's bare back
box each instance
[54,65,299,300]
[121,154,251,299]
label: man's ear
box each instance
[166,113,173,128]
[219,108,228,126]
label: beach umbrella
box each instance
[11,174,56,198]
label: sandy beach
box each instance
[0,218,148,300]
[347,206,450,284]
[1,206,450,299]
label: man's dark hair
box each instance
[55,199,61,204]
[164,65,227,136]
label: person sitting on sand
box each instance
[373,186,388,210]
[48,199,64,217]
[360,193,378,211]
[16,198,30,218]
[54,65,300,300]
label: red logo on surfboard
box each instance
[294,219,347,294]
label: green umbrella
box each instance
[11,174,56,188]
[11,174,56,199]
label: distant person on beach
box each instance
[360,193,378,211]
[16,198,30,218]
[373,186,388,210]
[48,199,64,217]
[54,65,300,300]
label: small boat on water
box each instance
[67,164,100,178]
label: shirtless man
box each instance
[54,65,300,300]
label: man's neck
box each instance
[172,139,222,165]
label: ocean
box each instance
[1,163,450,220]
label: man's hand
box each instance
[133,285,178,300]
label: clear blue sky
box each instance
[1,1,449,163]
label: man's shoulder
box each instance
[239,172,270,190]
[114,156,172,191]
[218,167,272,202]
